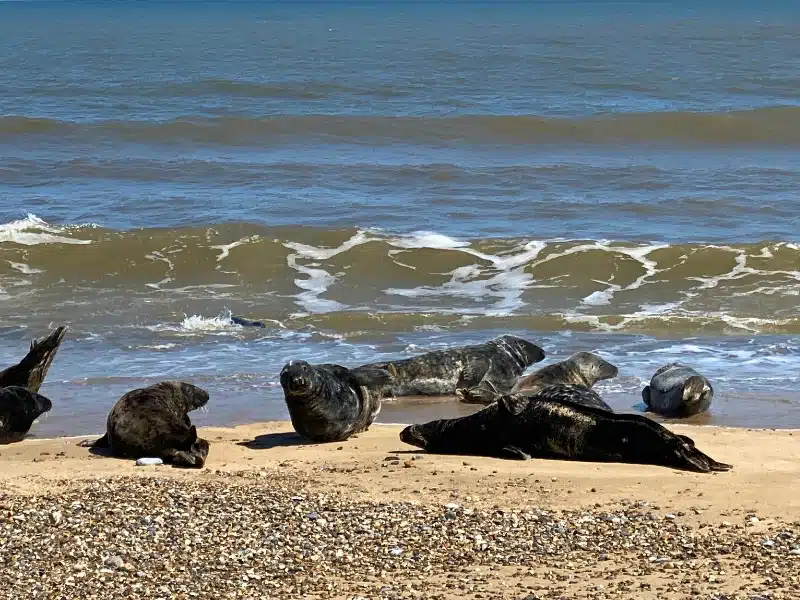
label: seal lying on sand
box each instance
[0,386,53,444]
[0,326,67,392]
[642,363,714,417]
[280,360,393,443]
[358,335,545,403]
[81,382,210,468]
[399,384,731,473]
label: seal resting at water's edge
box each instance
[79,382,211,468]
[0,326,67,392]
[357,335,546,404]
[280,360,393,443]
[399,384,731,473]
[642,363,714,417]
[0,386,53,444]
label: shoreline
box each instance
[2,422,799,598]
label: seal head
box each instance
[0,387,53,444]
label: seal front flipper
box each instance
[499,445,532,460]
[456,382,500,405]
[498,394,531,416]
[455,357,491,391]
[162,427,210,469]
[78,433,109,448]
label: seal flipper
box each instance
[456,381,500,405]
[455,358,491,390]
[498,394,531,416]
[78,433,109,448]
[0,326,67,393]
[499,445,532,460]
[163,427,209,469]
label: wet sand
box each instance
[1,422,799,599]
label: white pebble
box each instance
[135,458,163,467]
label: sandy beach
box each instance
[1,422,798,599]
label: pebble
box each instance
[135,457,163,467]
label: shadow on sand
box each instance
[236,431,312,450]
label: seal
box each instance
[358,335,545,404]
[82,381,211,468]
[642,363,714,417]
[280,360,393,443]
[0,325,67,392]
[399,384,731,473]
[231,315,267,328]
[460,351,620,409]
[0,386,53,444]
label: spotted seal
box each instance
[642,363,714,417]
[81,381,210,468]
[399,384,731,473]
[358,335,545,404]
[0,386,53,444]
[0,326,66,392]
[280,360,393,443]
[461,350,619,410]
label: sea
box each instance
[1,0,798,437]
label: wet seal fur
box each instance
[231,315,267,328]
[400,383,731,473]
[358,335,545,404]
[642,363,714,417]
[467,351,621,409]
[280,360,393,443]
[81,381,211,468]
[0,326,67,392]
[0,386,53,444]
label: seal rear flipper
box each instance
[499,445,532,460]
[78,433,109,448]
[0,326,67,392]
[455,358,491,390]
[455,384,500,405]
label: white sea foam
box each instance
[6,261,43,274]
[210,235,261,262]
[0,213,92,245]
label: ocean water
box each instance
[0,0,798,437]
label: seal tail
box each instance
[0,326,67,393]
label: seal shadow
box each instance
[237,432,312,450]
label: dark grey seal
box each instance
[358,335,545,404]
[0,326,66,392]
[399,384,731,473]
[81,381,210,468]
[642,363,714,417]
[280,360,393,443]
[231,315,267,328]
[463,351,620,409]
[0,387,53,444]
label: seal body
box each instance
[358,335,545,403]
[280,360,392,443]
[0,326,66,393]
[493,351,619,409]
[231,315,267,328]
[0,387,53,444]
[399,384,731,473]
[88,381,211,468]
[642,363,713,417]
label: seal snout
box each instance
[280,360,314,394]
[34,393,53,415]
